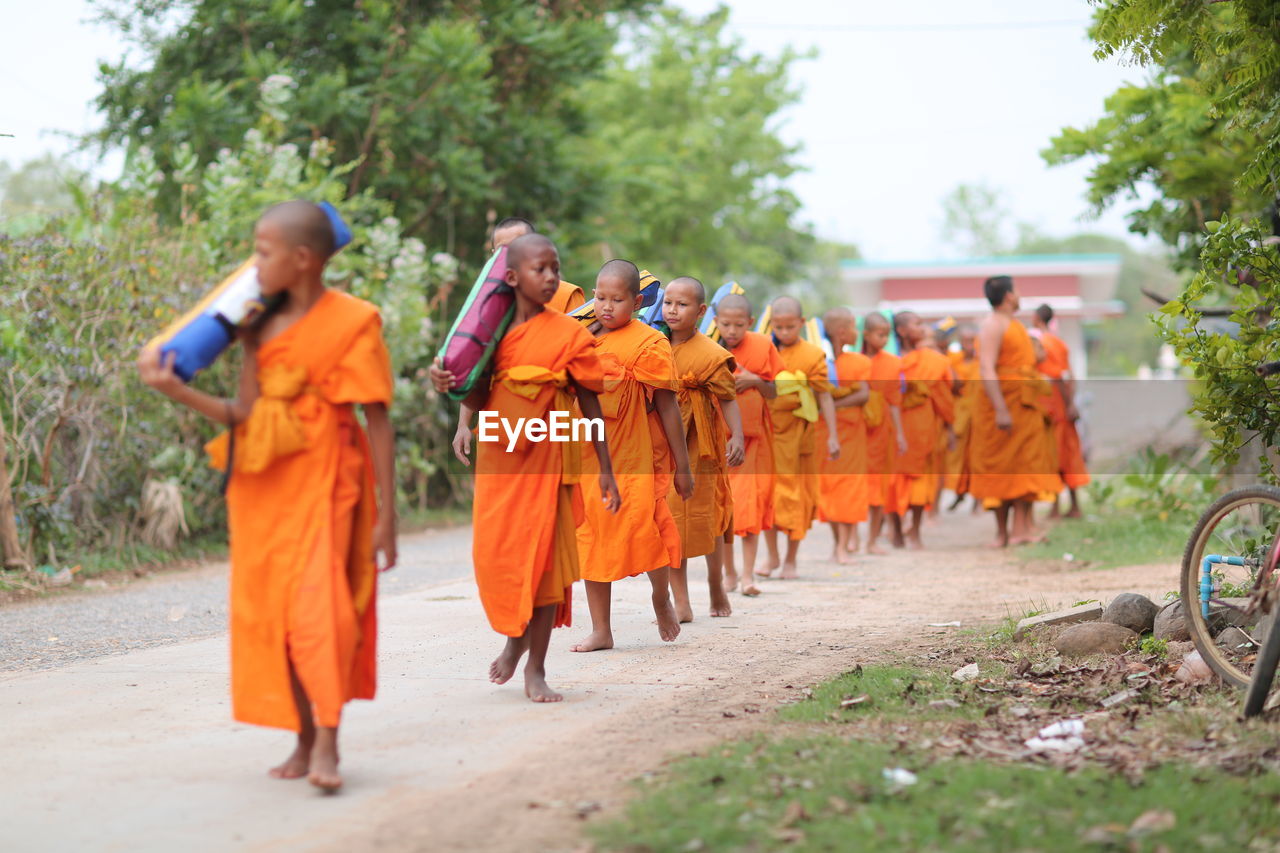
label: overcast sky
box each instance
[2,0,1151,261]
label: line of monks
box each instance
[429,220,1092,708]
[138,205,1093,794]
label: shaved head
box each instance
[259,200,336,259]
[599,258,641,295]
[505,233,556,269]
[823,306,852,326]
[863,312,890,331]
[667,276,706,304]
[771,295,803,318]
[893,310,919,333]
[716,293,753,316]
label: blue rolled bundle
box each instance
[150,202,352,382]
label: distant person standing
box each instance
[1032,304,1089,518]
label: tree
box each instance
[91,0,649,265]
[0,154,87,219]
[562,7,814,286]
[938,182,1016,258]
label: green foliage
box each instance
[779,665,979,724]
[1140,635,1169,659]
[91,0,651,265]
[565,7,814,286]
[1154,216,1280,475]
[1,83,458,568]
[1044,1,1280,269]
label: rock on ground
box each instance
[1055,622,1140,658]
[1102,593,1159,634]
[1154,600,1190,641]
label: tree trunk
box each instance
[0,415,29,569]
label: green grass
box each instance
[1022,512,1186,570]
[593,736,1280,852]
[779,665,983,723]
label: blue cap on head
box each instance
[318,201,353,251]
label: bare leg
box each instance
[905,506,925,550]
[1066,487,1082,518]
[489,634,528,684]
[670,558,694,623]
[722,537,740,591]
[571,580,615,652]
[706,547,732,617]
[1010,499,1042,544]
[309,726,342,793]
[990,501,1011,548]
[889,513,906,549]
[833,522,852,565]
[847,522,861,556]
[866,506,888,555]
[740,532,762,595]
[1048,494,1061,519]
[761,529,780,576]
[523,604,563,703]
[269,666,315,781]
[781,538,801,579]
[647,567,681,642]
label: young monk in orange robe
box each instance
[971,275,1050,547]
[1028,333,1066,505]
[887,311,955,550]
[714,294,781,597]
[762,296,839,579]
[1033,304,1089,517]
[816,307,871,564]
[572,260,694,651]
[430,234,620,702]
[945,325,982,506]
[862,313,907,554]
[138,201,397,793]
[662,277,746,621]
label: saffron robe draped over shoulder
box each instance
[865,350,903,508]
[1037,331,1090,489]
[888,347,955,513]
[206,289,393,733]
[968,319,1049,503]
[548,281,586,314]
[669,331,737,560]
[727,332,784,536]
[578,319,680,581]
[818,351,871,525]
[768,339,832,541]
[473,310,604,637]
[945,350,981,494]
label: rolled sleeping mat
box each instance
[436,245,515,402]
[149,201,352,382]
[700,280,745,342]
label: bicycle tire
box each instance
[1244,611,1280,717]
[1180,485,1280,688]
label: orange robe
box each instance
[548,281,586,314]
[727,332,784,536]
[769,339,833,541]
[945,350,981,494]
[865,350,903,508]
[889,348,955,513]
[1037,332,1090,489]
[968,319,1050,503]
[207,290,392,732]
[472,310,604,637]
[818,351,871,524]
[578,319,681,581]
[668,332,737,560]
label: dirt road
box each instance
[0,513,1176,852]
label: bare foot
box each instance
[653,595,681,642]
[757,565,775,578]
[1065,508,1082,519]
[675,601,695,624]
[740,582,762,597]
[524,670,564,703]
[268,742,310,780]
[780,563,798,580]
[988,537,1009,549]
[891,533,906,549]
[723,568,740,590]
[308,741,341,794]
[866,544,887,556]
[570,630,614,653]
[488,638,525,684]
[834,550,851,566]
[709,583,732,617]
[1009,535,1048,546]
[906,531,923,551]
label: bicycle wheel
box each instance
[1180,485,1280,688]
[1244,610,1280,717]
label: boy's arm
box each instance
[834,383,871,407]
[818,390,840,459]
[138,345,257,425]
[718,396,745,468]
[654,389,695,499]
[451,390,486,466]
[574,384,621,512]
[978,320,1012,430]
[889,404,908,455]
[363,402,398,571]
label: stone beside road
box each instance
[1014,602,1103,641]
[1055,622,1141,658]
[1102,593,1159,634]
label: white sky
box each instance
[1,0,1151,261]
